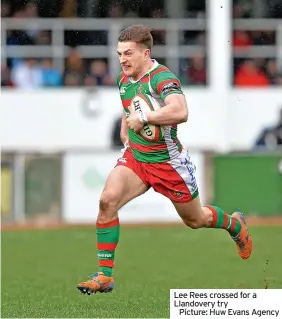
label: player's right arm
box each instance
[116,71,129,146]
[120,111,129,145]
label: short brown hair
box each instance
[118,25,153,50]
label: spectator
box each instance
[195,31,206,45]
[88,60,114,86]
[254,108,282,149]
[1,63,13,87]
[35,31,51,45]
[64,71,82,86]
[253,58,266,70]
[1,1,11,17]
[84,75,98,87]
[265,59,282,85]
[65,47,84,74]
[7,29,34,46]
[233,31,252,48]
[232,2,251,18]
[251,31,275,45]
[24,1,40,41]
[41,58,62,87]
[60,0,77,17]
[11,58,43,89]
[233,5,243,18]
[6,8,33,48]
[25,1,39,18]
[6,8,34,47]
[234,60,271,86]
[64,47,85,85]
[187,54,206,85]
[108,4,123,18]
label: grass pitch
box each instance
[2,225,282,318]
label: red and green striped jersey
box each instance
[117,60,184,163]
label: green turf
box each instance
[2,225,282,318]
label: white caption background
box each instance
[170,289,282,318]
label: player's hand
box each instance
[126,112,144,133]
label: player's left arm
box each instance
[147,76,188,126]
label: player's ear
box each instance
[144,48,150,61]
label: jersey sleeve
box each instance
[151,70,183,101]
[116,71,123,88]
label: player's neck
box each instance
[131,60,155,81]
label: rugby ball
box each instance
[129,94,165,142]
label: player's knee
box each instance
[186,220,202,229]
[183,217,205,229]
[99,191,118,213]
[97,191,119,223]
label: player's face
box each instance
[117,41,149,79]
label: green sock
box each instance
[96,217,120,277]
[206,205,241,237]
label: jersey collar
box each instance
[128,59,159,83]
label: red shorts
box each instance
[116,148,199,203]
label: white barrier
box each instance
[1,88,281,152]
[62,150,205,223]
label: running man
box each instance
[77,25,252,295]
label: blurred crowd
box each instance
[1,0,282,88]
[1,54,115,88]
[232,1,282,86]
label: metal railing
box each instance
[1,18,282,77]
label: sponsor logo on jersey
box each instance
[161,82,180,96]
[137,84,143,94]
[120,87,126,95]
[169,190,183,198]
[118,157,127,163]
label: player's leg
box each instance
[146,149,252,260]
[172,197,252,260]
[77,149,149,294]
[96,164,148,273]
